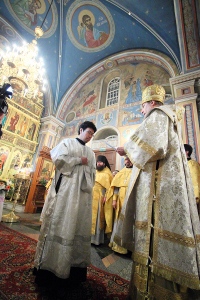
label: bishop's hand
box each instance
[116,147,126,156]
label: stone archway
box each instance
[91,127,118,171]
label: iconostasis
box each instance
[0,77,43,193]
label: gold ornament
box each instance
[176,106,185,121]
[142,84,165,104]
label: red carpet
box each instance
[0,224,129,299]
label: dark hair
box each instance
[78,121,97,134]
[0,124,2,139]
[96,155,111,170]
[82,15,91,24]
[184,144,193,157]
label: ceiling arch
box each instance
[93,126,119,140]
[106,0,181,71]
[1,0,182,112]
[57,49,179,122]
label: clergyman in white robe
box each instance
[34,122,97,287]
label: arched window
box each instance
[106,77,120,106]
[99,71,121,109]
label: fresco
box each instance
[69,80,100,119]
[125,78,142,104]
[66,0,115,52]
[120,63,171,105]
[4,0,58,37]
[64,121,77,137]
[64,115,96,137]
[119,106,143,126]
[96,110,117,128]
[82,90,97,115]
[65,61,171,122]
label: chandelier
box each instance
[0,26,46,101]
[0,0,54,102]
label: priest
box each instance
[106,155,133,254]
[91,155,112,245]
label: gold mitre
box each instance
[142,84,165,104]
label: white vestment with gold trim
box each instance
[115,106,200,298]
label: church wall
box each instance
[170,70,200,162]
[60,58,175,169]
[58,50,200,168]
[174,0,200,73]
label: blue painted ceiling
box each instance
[0,0,180,113]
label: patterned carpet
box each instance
[0,224,129,300]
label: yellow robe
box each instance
[45,170,55,191]
[115,106,200,299]
[187,159,200,203]
[106,167,132,254]
[40,170,56,222]
[91,166,112,235]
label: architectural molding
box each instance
[175,93,198,103]
[57,49,178,122]
[170,69,200,85]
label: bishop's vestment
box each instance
[115,106,200,299]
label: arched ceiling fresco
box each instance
[0,0,198,117]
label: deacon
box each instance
[34,121,97,290]
[116,84,200,299]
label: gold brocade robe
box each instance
[106,167,132,254]
[45,170,55,191]
[91,167,112,235]
[105,167,132,231]
[115,106,200,299]
[40,170,55,222]
[188,159,200,203]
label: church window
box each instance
[106,77,120,106]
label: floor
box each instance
[2,207,200,300]
[1,206,132,282]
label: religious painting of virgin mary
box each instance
[66,0,115,52]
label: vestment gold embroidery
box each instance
[131,134,157,156]
[158,229,196,247]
